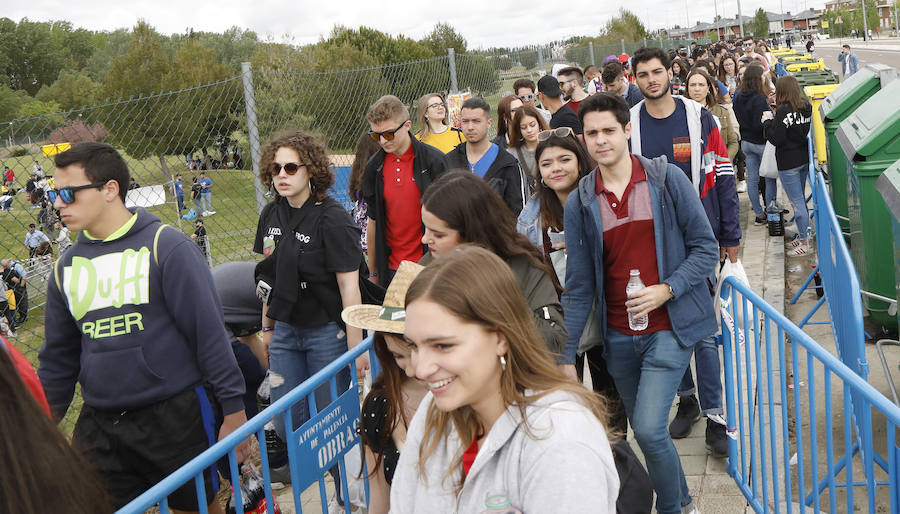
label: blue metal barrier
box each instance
[118,337,377,514]
[720,276,900,513]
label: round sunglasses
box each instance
[270,162,305,176]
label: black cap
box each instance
[537,75,563,97]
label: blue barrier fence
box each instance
[118,337,377,514]
[721,274,900,513]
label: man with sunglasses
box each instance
[741,37,770,72]
[362,95,448,287]
[446,97,527,216]
[513,78,552,123]
[37,142,248,512]
[557,66,588,113]
[537,75,583,135]
[628,46,741,459]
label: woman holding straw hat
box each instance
[342,261,428,514]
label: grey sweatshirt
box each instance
[389,389,619,513]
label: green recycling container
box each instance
[837,78,900,330]
[821,64,898,232]
[875,161,900,330]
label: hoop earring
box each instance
[500,355,507,371]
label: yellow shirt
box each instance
[416,127,465,154]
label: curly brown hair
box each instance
[258,130,334,202]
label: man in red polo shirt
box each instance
[563,92,718,514]
[363,95,448,286]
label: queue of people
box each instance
[6,38,817,514]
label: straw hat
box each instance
[341,261,425,334]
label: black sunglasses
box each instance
[48,182,107,204]
[368,120,408,142]
[270,162,305,176]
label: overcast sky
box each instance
[9,0,823,49]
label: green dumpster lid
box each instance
[820,64,897,122]
[875,159,900,221]
[835,79,900,161]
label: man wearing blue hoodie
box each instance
[563,93,718,514]
[38,142,247,513]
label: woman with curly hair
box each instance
[253,129,367,441]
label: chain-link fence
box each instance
[0,37,691,430]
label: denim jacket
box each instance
[516,195,543,255]
[561,154,719,363]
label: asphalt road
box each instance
[811,41,900,79]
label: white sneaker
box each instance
[208,210,216,215]
[201,211,209,217]
[736,180,747,193]
[787,241,814,257]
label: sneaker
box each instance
[208,210,216,215]
[785,237,808,249]
[736,180,747,193]
[682,503,701,514]
[269,463,291,490]
[787,241,813,257]
[705,418,728,458]
[754,215,767,225]
[669,394,701,439]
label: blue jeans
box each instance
[677,335,724,415]
[269,321,350,440]
[778,164,810,240]
[605,328,693,514]
[742,140,776,217]
[200,192,212,212]
[192,195,202,214]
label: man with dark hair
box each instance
[566,92,717,514]
[23,223,50,259]
[629,46,741,458]
[601,61,644,107]
[447,98,526,215]
[557,66,588,113]
[838,44,859,78]
[513,78,552,123]
[584,64,601,94]
[363,94,449,286]
[741,37,770,71]
[38,142,248,512]
[537,75,583,134]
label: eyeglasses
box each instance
[427,102,445,110]
[537,127,575,141]
[270,162,305,176]
[518,94,535,101]
[48,182,107,204]
[368,120,408,142]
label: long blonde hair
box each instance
[415,93,449,140]
[405,245,615,490]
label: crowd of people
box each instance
[1,36,820,514]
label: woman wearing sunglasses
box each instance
[417,170,572,377]
[414,93,465,154]
[252,130,367,443]
[391,245,618,513]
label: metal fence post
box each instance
[240,62,267,214]
[537,47,544,72]
[642,38,647,48]
[621,39,626,54]
[448,48,459,94]
[589,42,595,65]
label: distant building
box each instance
[824,0,897,30]
[668,9,822,40]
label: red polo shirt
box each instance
[383,143,424,270]
[596,156,672,334]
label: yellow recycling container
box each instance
[787,59,826,72]
[804,84,840,164]
[773,48,796,56]
[41,143,71,156]
[782,54,813,62]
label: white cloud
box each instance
[7,0,824,49]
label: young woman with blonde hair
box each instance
[415,93,465,153]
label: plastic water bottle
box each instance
[482,493,523,513]
[767,200,784,236]
[626,269,649,331]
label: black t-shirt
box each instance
[253,196,362,327]
[550,104,583,134]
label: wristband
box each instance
[368,272,378,278]
[261,327,274,332]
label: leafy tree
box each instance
[706,30,721,42]
[749,8,770,37]
[605,9,650,42]
[422,22,467,55]
[519,51,538,70]
[35,70,100,111]
[0,18,68,95]
[17,99,62,124]
[325,26,433,64]
[494,56,513,71]
[82,29,132,83]
[0,85,30,122]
